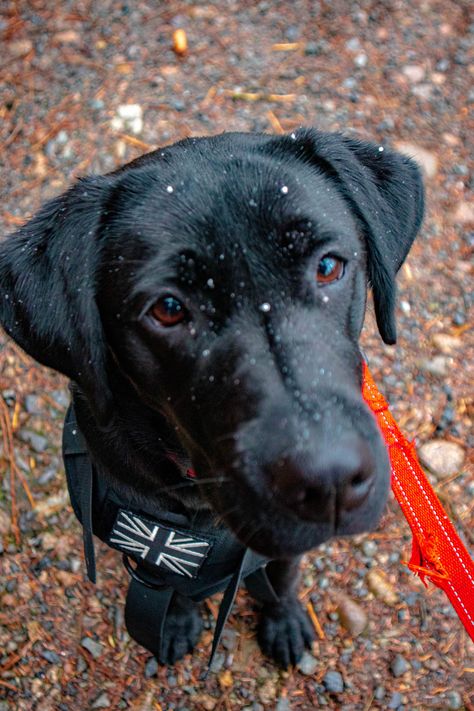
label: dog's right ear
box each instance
[0,176,114,425]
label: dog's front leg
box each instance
[256,557,315,667]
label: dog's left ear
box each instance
[0,175,115,424]
[291,128,424,344]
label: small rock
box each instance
[8,39,33,57]
[209,651,225,673]
[432,333,462,353]
[275,698,291,711]
[17,429,49,453]
[0,509,11,535]
[297,651,318,676]
[445,690,463,710]
[77,655,87,674]
[418,440,465,478]
[402,65,425,82]
[51,390,69,408]
[40,649,61,664]
[418,355,450,377]
[362,539,377,557]
[81,637,103,659]
[304,41,320,56]
[193,695,217,711]
[221,627,237,651]
[258,679,278,705]
[390,654,410,677]
[374,685,386,700]
[323,670,344,693]
[92,692,111,709]
[335,593,368,636]
[144,656,158,678]
[388,691,403,709]
[54,30,81,44]
[25,394,43,414]
[38,466,58,485]
[354,52,368,67]
[452,201,474,224]
[111,104,143,135]
[394,142,438,178]
[366,570,398,606]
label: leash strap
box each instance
[362,362,474,641]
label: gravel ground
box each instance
[0,1,473,709]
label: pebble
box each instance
[304,41,320,55]
[144,656,158,678]
[25,394,43,414]
[92,692,111,709]
[221,627,237,651]
[432,333,462,353]
[17,429,49,453]
[297,651,318,676]
[388,691,403,709]
[0,509,11,535]
[335,593,368,636]
[394,142,438,178]
[362,539,377,557]
[445,690,463,710]
[81,637,103,659]
[323,670,344,693]
[403,64,425,82]
[52,390,69,408]
[275,698,291,711]
[390,654,410,677]
[209,651,225,673]
[40,649,61,664]
[8,39,33,57]
[111,104,143,135]
[77,655,87,674]
[418,355,450,377]
[452,201,474,224]
[354,52,368,67]
[374,685,386,700]
[418,440,465,478]
[38,466,58,485]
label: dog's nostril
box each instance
[268,439,376,520]
[340,467,374,511]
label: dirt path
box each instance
[0,2,472,709]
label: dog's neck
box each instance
[70,372,210,515]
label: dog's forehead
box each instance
[110,148,358,259]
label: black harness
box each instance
[62,404,279,670]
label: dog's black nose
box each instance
[268,438,375,522]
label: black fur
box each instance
[0,129,424,666]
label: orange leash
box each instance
[362,362,474,641]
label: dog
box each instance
[0,128,424,668]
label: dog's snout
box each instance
[268,438,376,522]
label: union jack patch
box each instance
[109,509,211,579]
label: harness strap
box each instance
[61,403,278,670]
[62,406,96,583]
[206,548,252,674]
[124,578,174,662]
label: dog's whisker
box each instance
[153,475,230,496]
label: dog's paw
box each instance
[257,599,315,668]
[159,595,203,665]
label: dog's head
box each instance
[0,129,423,558]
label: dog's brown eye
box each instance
[316,255,345,285]
[150,295,186,326]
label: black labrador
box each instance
[0,128,424,667]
